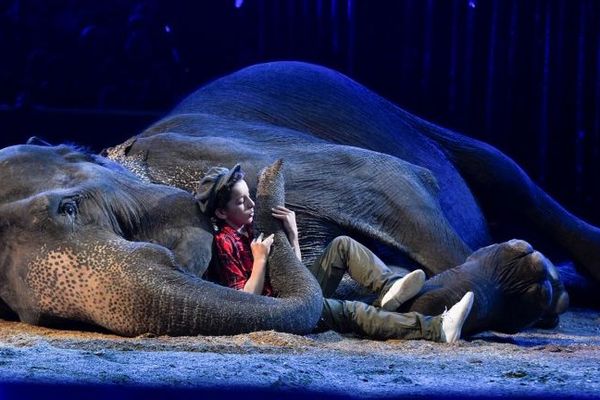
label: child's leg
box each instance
[309,236,408,301]
[320,298,443,341]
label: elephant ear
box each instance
[286,145,472,272]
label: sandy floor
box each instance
[0,309,599,399]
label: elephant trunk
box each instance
[99,261,323,336]
[253,159,324,331]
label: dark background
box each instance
[1,0,599,225]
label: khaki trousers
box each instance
[310,236,443,341]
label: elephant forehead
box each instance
[1,149,84,194]
[0,146,146,205]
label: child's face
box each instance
[216,179,255,229]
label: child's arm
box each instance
[272,206,302,261]
[246,233,274,294]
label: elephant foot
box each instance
[467,239,568,330]
[405,239,565,335]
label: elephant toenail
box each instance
[530,251,543,263]
[542,256,559,280]
[529,251,548,274]
[507,239,533,253]
[540,281,553,308]
[556,291,570,314]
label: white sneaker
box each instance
[441,291,474,343]
[380,269,426,311]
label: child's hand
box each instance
[251,232,274,262]
[272,206,298,242]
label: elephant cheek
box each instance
[25,247,135,327]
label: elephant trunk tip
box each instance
[257,159,284,197]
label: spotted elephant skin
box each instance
[0,61,590,338]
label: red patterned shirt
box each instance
[210,224,274,296]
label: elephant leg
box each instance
[427,127,600,286]
[401,240,565,335]
[397,210,473,276]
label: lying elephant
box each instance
[0,61,588,338]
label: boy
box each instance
[196,164,474,342]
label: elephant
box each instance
[0,61,590,338]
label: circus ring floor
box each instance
[0,308,598,399]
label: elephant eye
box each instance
[59,200,78,218]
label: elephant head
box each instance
[0,144,323,336]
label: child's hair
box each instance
[196,164,245,222]
[212,169,245,219]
